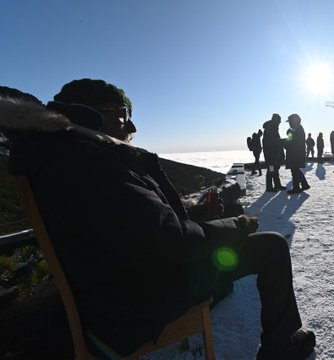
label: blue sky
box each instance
[2,0,334,154]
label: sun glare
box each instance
[300,62,334,96]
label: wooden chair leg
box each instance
[201,306,215,360]
[178,338,190,352]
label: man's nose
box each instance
[126,119,137,133]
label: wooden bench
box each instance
[226,163,246,196]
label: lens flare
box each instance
[212,247,238,271]
[286,132,293,141]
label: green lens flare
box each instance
[287,133,293,141]
[212,247,238,271]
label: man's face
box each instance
[289,119,299,130]
[95,103,137,142]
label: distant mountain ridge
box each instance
[159,157,225,194]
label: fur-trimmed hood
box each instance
[0,96,72,134]
[0,96,129,146]
[0,96,132,176]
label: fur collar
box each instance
[0,96,128,147]
[0,96,72,133]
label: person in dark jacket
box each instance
[262,113,286,192]
[0,81,316,360]
[283,114,310,194]
[249,130,263,176]
[305,133,315,159]
[330,131,334,159]
[316,132,324,164]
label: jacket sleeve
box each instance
[136,151,189,220]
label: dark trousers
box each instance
[252,153,262,174]
[265,164,282,190]
[92,227,303,357]
[202,225,302,348]
[306,148,314,158]
[291,167,309,190]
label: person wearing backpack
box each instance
[247,130,263,176]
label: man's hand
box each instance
[236,214,259,235]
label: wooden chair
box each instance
[15,176,216,360]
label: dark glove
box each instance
[236,214,259,235]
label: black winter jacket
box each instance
[0,97,242,356]
[262,119,285,166]
[283,124,306,169]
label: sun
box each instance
[300,61,334,96]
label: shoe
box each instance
[301,184,310,191]
[266,188,277,192]
[257,329,316,360]
[275,185,286,191]
[287,188,302,194]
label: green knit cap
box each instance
[53,78,132,115]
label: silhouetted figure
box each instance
[316,132,324,164]
[0,83,316,360]
[262,114,286,192]
[305,133,315,159]
[249,129,263,176]
[330,131,334,159]
[283,114,310,194]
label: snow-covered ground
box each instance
[141,160,334,359]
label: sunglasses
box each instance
[97,106,131,124]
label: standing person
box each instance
[250,129,263,176]
[305,133,315,159]
[316,132,324,164]
[330,131,334,159]
[262,113,286,192]
[0,81,316,360]
[283,114,310,194]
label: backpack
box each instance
[247,136,253,151]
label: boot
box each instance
[273,172,286,191]
[287,188,302,194]
[257,329,316,360]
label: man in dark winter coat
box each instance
[249,130,263,176]
[283,114,310,194]
[330,131,334,158]
[316,132,324,164]
[262,113,286,192]
[305,133,315,159]
[0,81,316,360]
